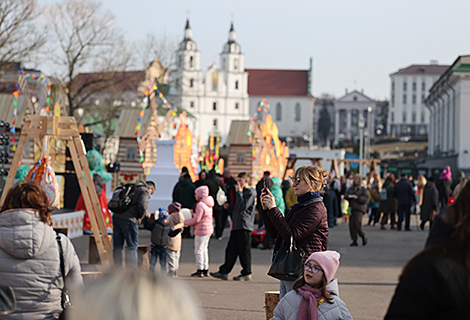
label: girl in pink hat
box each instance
[271,250,353,320]
[184,185,214,277]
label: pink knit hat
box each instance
[305,250,340,283]
[195,185,209,199]
[168,202,182,213]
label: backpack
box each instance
[379,187,388,201]
[107,184,136,213]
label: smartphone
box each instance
[262,178,268,193]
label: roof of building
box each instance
[72,70,145,94]
[114,107,153,138]
[390,64,450,76]
[227,120,251,145]
[336,90,375,103]
[245,69,311,96]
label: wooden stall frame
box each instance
[328,158,381,178]
[0,115,113,266]
[281,157,323,180]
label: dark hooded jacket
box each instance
[172,174,196,209]
[202,169,226,213]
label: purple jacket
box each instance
[261,199,328,260]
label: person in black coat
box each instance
[419,177,438,230]
[385,179,470,320]
[393,174,416,231]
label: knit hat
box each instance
[305,250,340,284]
[168,202,182,213]
[195,185,209,199]
[157,208,170,224]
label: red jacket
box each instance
[261,199,328,260]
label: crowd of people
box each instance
[2,163,470,319]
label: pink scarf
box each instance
[296,286,329,320]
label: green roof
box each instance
[453,64,470,73]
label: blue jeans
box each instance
[150,245,167,272]
[280,280,295,298]
[397,205,411,231]
[112,216,139,267]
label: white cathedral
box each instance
[169,19,250,145]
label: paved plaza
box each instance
[73,215,429,320]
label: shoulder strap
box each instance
[56,233,66,289]
[56,232,71,309]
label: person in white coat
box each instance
[271,250,353,320]
[0,181,83,319]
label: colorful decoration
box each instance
[135,82,177,171]
[173,111,197,180]
[198,135,221,173]
[249,99,289,180]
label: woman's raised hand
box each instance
[261,188,276,210]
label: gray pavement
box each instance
[72,214,429,320]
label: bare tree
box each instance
[0,0,47,70]
[47,0,133,118]
[136,33,178,86]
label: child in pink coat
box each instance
[184,185,214,277]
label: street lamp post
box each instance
[359,117,365,177]
[365,106,372,161]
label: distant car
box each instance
[251,226,274,249]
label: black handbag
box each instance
[56,233,72,320]
[267,233,305,281]
[0,285,16,315]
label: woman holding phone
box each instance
[260,166,329,298]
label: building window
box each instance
[403,94,407,104]
[403,82,407,91]
[391,112,394,123]
[190,78,194,88]
[412,82,417,91]
[392,81,395,91]
[391,95,395,107]
[178,56,183,68]
[295,103,301,122]
[402,111,407,122]
[412,94,416,104]
[213,102,217,111]
[235,102,239,109]
[175,79,180,90]
[421,112,425,123]
[213,119,217,127]
[237,153,245,163]
[235,80,239,89]
[353,96,357,102]
[421,94,426,104]
[127,148,136,160]
[189,56,193,68]
[412,112,416,122]
[212,72,218,91]
[233,58,238,70]
[276,103,282,121]
[422,81,426,91]
[190,101,194,108]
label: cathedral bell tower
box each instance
[220,22,243,72]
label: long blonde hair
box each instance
[293,166,329,192]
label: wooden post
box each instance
[265,291,280,320]
[0,116,112,266]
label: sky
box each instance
[39,0,470,101]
